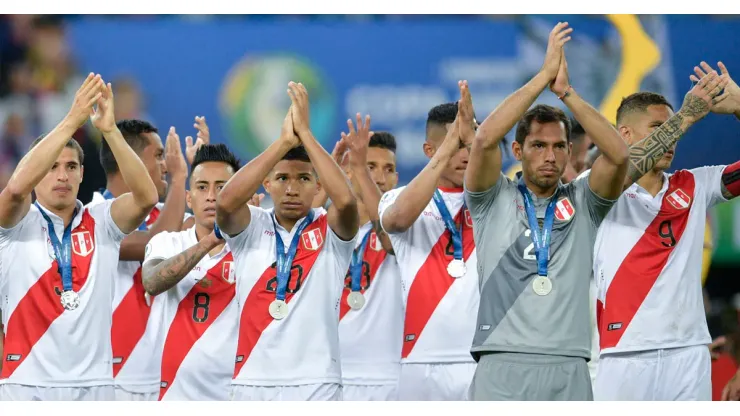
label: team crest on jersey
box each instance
[302,228,324,251]
[554,197,575,222]
[369,233,383,252]
[71,231,94,256]
[222,261,236,283]
[464,208,473,227]
[666,189,691,210]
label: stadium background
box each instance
[1,14,739,384]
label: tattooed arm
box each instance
[142,232,223,297]
[623,70,728,188]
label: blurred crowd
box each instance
[0,15,152,202]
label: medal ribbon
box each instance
[36,202,77,294]
[102,189,148,231]
[432,189,464,262]
[272,210,315,302]
[350,230,372,292]
[517,182,558,277]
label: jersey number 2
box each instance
[523,229,536,260]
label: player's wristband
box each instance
[557,85,573,100]
[213,223,224,240]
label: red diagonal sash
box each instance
[159,253,236,400]
[339,231,388,320]
[233,215,328,378]
[111,266,151,377]
[402,207,475,359]
[599,171,696,350]
[2,210,97,379]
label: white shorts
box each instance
[594,345,711,401]
[0,384,115,401]
[230,383,342,401]
[114,386,158,401]
[343,383,398,401]
[397,362,476,401]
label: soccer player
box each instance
[141,144,241,401]
[328,119,403,401]
[0,74,159,400]
[591,61,735,401]
[377,82,479,401]
[464,22,630,401]
[90,119,191,401]
[216,82,359,401]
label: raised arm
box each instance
[382,106,463,234]
[92,82,159,234]
[217,105,299,236]
[466,22,572,193]
[311,139,349,209]
[289,82,359,241]
[118,126,189,261]
[550,50,628,199]
[343,114,394,253]
[142,231,222,297]
[624,69,727,188]
[691,62,740,201]
[0,73,102,229]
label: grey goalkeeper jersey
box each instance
[464,173,615,360]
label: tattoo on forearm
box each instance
[627,93,710,183]
[145,243,211,296]
[371,219,395,255]
[627,113,685,182]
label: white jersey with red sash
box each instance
[378,186,479,364]
[222,206,356,386]
[338,222,403,385]
[88,192,190,392]
[594,167,728,355]
[0,200,127,386]
[143,227,237,401]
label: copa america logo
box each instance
[219,54,337,158]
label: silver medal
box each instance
[60,290,80,310]
[269,299,289,320]
[532,276,552,296]
[347,292,366,311]
[446,259,467,278]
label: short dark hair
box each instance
[426,102,458,139]
[369,131,397,153]
[616,92,674,126]
[100,119,158,175]
[281,145,311,163]
[570,119,586,143]
[191,144,241,173]
[515,105,572,145]
[29,134,84,164]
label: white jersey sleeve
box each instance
[220,205,269,255]
[690,165,729,208]
[323,211,358,277]
[144,231,178,263]
[377,187,413,257]
[0,207,34,291]
[93,198,129,245]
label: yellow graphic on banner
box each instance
[600,14,661,125]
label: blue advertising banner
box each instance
[66,15,740,264]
